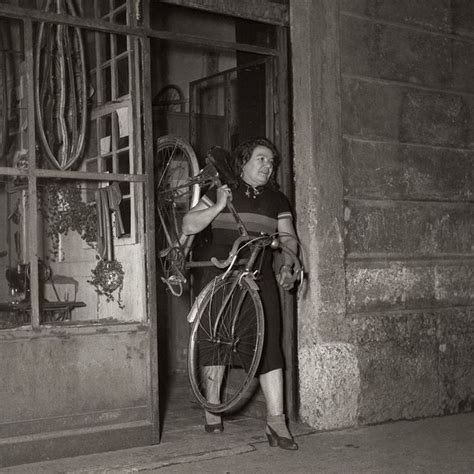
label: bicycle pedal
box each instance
[161,277,184,297]
[168,275,187,284]
[158,248,171,258]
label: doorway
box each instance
[149,2,292,436]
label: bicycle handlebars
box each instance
[210,235,252,269]
[209,233,303,285]
[277,240,304,285]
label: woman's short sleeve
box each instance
[276,191,293,222]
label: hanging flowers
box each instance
[40,182,96,258]
[40,182,125,309]
[87,258,125,310]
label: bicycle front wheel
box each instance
[188,274,265,413]
[155,135,200,262]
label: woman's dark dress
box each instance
[192,179,292,375]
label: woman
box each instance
[182,137,300,450]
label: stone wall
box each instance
[341,0,474,423]
[292,0,474,429]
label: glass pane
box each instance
[85,119,98,158]
[117,57,130,98]
[88,71,98,109]
[114,7,128,25]
[85,176,99,203]
[101,66,112,103]
[99,0,112,18]
[0,177,30,329]
[190,59,271,158]
[93,31,112,65]
[103,156,114,173]
[32,178,145,324]
[33,22,99,171]
[100,114,112,156]
[0,19,23,168]
[191,74,226,160]
[235,18,277,49]
[116,34,128,56]
[85,30,97,67]
[113,0,127,10]
[119,196,131,235]
[118,151,130,174]
[116,109,130,149]
[0,1,131,25]
[21,20,138,175]
[119,181,130,197]
[85,159,98,173]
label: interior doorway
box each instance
[149,2,291,436]
[189,57,274,160]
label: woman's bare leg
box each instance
[201,365,224,425]
[259,368,292,438]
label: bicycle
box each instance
[155,135,239,296]
[187,231,303,413]
[155,135,304,412]
[155,135,213,296]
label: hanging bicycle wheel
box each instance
[155,135,200,263]
[188,274,265,413]
[153,84,186,113]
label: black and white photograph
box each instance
[0,1,472,472]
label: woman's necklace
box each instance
[243,182,264,199]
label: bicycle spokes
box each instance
[188,275,264,413]
[155,136,200,292]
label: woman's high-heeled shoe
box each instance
[265,424,298,450]
[205,422,224,433]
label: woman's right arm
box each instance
[182,185,231,236]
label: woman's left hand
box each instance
[277,265,294,291]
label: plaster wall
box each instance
[150,5,237,374]
[150,6,236,112]
[0,190,7,299]
[0,325,152,466]
[291,0,474,429]
[42,232,147,323]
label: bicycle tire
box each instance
[155,135,200,269]
[188,274,265,413]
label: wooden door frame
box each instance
[147,1,294,420]
[184,18,294,419]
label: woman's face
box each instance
[241,145,274,187]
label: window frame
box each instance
[0,1,149,329]
[0,0,285,330]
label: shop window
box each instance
[0,4,147,330]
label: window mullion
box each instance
[24,18,39,329]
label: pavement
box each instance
[2,411,474,473]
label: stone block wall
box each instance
[340,0,474,423]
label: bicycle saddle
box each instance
[206,146,238,188]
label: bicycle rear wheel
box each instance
[155,136,200,287]
[188,274,265,413]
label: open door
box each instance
[188,56,296,419]
[189,57,275,164]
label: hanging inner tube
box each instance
[35,0,88,171]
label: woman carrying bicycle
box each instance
[182,137,300,451]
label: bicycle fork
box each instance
[210,274,258,352]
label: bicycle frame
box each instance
[186,190,304,414]
[157,143,304,299]
[205,232,302,342]
[156,168,217,253]
[208,242,261,342]
[156,162,222,296]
